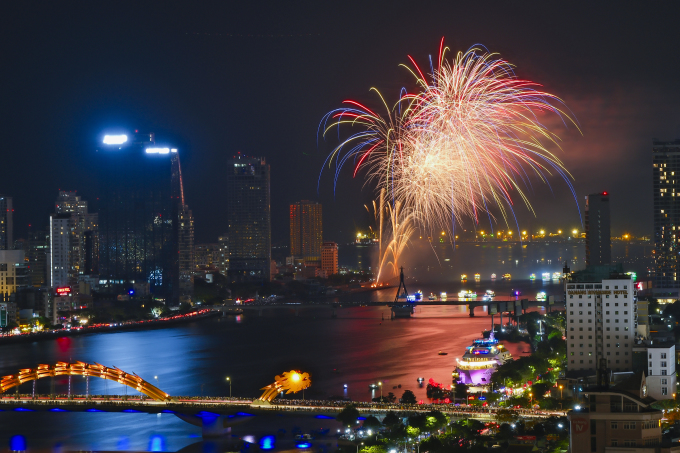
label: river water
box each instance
[0,304,540,452]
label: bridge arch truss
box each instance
[0,361,170,401]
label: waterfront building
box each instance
[585,192,611,267]
[565,264,637,373]
[290,200,322,265]
[216,233,229,276]
[0,250,28,298]
[26,229,49,287]
[321,241,338,276]
[653,139,680,296]
[178,205,194,279]
[49,214,71,288]
[98,132,183,303]
[226,155,271,281]
[53,191,98,284]
[567,374,669,452]
[194,244,219,270]
[633,340,676,400]
[0,196,12,250]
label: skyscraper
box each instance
[321,241,338,276]
[97,132,184,303]
[178,205,194,279]
[49,214,71,288]
[585,192,611,267]
[54,191,98,282]
[26,228,49,287]
[290,200,323,265]
[0,196,13,250]
[217,233,229,276]
[226,155,271,281]
[653,139,680,291]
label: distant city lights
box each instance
[103,134,128,145]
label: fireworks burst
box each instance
[320,40,579,280]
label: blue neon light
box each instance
[315,415,334,419]
[122,409,142,413]
[235,412,254,417]
[86,408,105,412]
[149,435,165,452]
[10,435,26,451]
[49,408,69,412]
[13,408,34,412]
[260,436,275,450]
[296,443,312,449]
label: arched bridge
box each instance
[0,361,170,402]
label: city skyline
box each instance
[2,3,680,246]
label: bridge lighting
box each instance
[103,134,128,145]
[146,148,170,154]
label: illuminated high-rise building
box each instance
[217,233,229,276]
[653,139,680,292]
[584,192,611,267]
[321,241,338,276]
[26,228,49,287]
[54,191,98,282]
[0,196,13,250]
[97,132,184,303]
[290,200,322,265]
[226,155,271,281]
[49,214,71,288]
[178,205,194,279]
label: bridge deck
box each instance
[0,395,562,420]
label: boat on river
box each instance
[453,332,512,388]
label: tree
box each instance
[401,389,417,404]
[360,446,386,453]
[337,404,361,427]
[382,412,402,428]
[363,415,381,430]
[454,382,469,400]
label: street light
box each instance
[356,442,364,453]
[226,377,231,398]
[378,381,383,401]
[559,385,563,399]
[529,392,533,407]
[154,375,159,387]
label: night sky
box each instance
[2,1,680,245]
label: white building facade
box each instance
[638,342,676,400]
[566,277,637,373]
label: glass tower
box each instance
[97,133,183,303]
[0,196,13,250]
[226,155,271,281]
[653,139,680,290]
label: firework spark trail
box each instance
[320,42,580,281]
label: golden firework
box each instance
[258,370,311,402]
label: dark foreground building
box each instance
[653,139,680,295]
[97,133,184,303]
[568,372,679,452]
[585,192,611,267]
[226,155,271,281]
